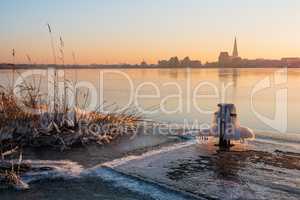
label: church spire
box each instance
[232,36,238,58]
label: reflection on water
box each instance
[167,148,300,183]
[218,68,239,88]
[1,67,300,135]
[167,154,246,183]
[1,67,300,200]
[112,140,300,200]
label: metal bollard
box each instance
[208,104,254,150]
[217,103,237,149]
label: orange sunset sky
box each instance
[1,0,300,64]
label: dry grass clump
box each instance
[0,80,142,152]
[0,150,30,190]
[0,68,143,190]
[0,81,142,189]
[0,170,29,190]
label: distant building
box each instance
[218,52,231,65]
[232,37,239,58]
[158,60,169,66]
[281,57,300,67]
[158,56,202,67]
[181,56,202,67]
[218,37,242,67]
[168,56,180,66]
[181,56,192,66]
[140,60,148,67]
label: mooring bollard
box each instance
[217,103,237,149]
[208,104,254,150]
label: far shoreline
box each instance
[0,64,297,70]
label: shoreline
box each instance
[22,133,184,168]
[1,136,299,200]
[0,64,296,70]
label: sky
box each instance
[1,0,300,64]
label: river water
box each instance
[0,67,299,199]
[1,67,300,133]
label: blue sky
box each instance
[1,0,300,64]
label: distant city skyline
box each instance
[1,0,300,64]
[3,36,300,68]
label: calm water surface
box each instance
[1,67,299,134]
[1,67,300,199]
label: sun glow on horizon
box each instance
[1,0,300,65]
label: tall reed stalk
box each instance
[72,51,79,107]
[47,24,58,116]
[59,36,67,112]
[11,49,16,93]
[47,24,56,65]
